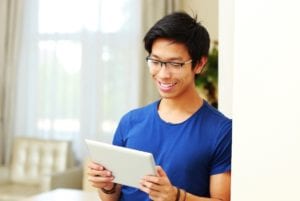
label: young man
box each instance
[88,12,232,201]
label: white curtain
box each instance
[3,0,181,162]
[139,0,182,105]
[0,0,24,165]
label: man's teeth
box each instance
[160,82,175,89]
[161,83,174,87]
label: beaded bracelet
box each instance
[175,187,181,201]
[182,189,187,201]
[101,183,117,194]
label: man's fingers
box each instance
[140,179,160,191]
[142,175,161,184]
[156,166,167,177]
[87,162,104,170]
[88,175,114,182]
[88,169,112,177]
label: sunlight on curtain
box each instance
[15,0,141,160]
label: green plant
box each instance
[195,41,218,108]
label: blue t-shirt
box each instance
[113,100,232,201]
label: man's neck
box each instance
[158,90,203,123]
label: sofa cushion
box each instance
[10,137,72,184]
[0,183,41,201]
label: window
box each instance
[16,0,141,159]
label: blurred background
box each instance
[0,0,218,164]
[0,1,219,199]
[2,0,300,201]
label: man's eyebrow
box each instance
[150,54,184,61]
[149,54,160,59]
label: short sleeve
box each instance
[210,121,232,175]
[112,112,131,147]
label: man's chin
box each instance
[159,93,175,99]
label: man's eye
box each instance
[169,62,182,67]
[151,60,160,65]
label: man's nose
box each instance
[157,63,172,77]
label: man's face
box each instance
[148,38,202,100]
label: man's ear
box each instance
[194,56,208,74]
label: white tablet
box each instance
[85,139,156,188]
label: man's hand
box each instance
[140,166,177,201]
[87,161,115,190]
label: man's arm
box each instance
[140,166,230,201]
[185,172,231,201]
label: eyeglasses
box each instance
[146,56,192,73]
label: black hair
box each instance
[143,11,210,69]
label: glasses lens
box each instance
[146,57,192,73]
[166,62,182,69]
[147,59,159,69]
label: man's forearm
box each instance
[183,192,229,201]
[177,189,229,201]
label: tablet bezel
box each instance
[85,139,156,188]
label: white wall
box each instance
[224,0,300,200]
[218,0,234,117]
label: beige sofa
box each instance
[82,158,97,192]
[0,137,83,201]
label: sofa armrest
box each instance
[40,166,83,191]
[0,166,10,184]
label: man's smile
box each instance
[157,81,177,91]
